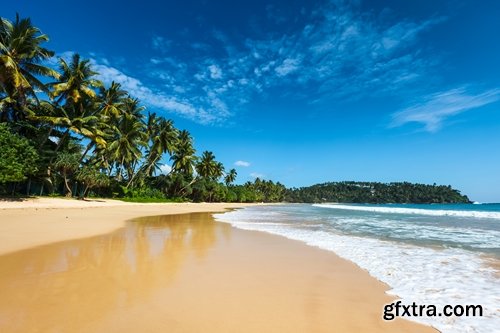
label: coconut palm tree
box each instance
[105,109,146,184]
[37,98,105,154]
[196,151,223,180]
[214,161,225,180]
[48,53,102,108]
[171,129,196,177]
[224,168,237,186]
[0,14,58,121]
[143,113,178,176]
[97,81,127,118]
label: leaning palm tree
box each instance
[37,98,105,154]
[0,14,58,121]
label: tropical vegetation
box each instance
[0,14,287,202]
[285,181,471,204]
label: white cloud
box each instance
[90,60,230,124]
[208,64,223,79]
[234,160,250,167]
[152,36,171,51]
[275,58,301,77]
[250,172,265,179]
[64,2,449,127]
[159,164,172,175]
[391,87,500,132]
[140,2,444,125]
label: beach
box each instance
[0,198,436,332]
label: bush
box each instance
[122,186,166,200]
[0,123,39,183]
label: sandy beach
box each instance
[0,198,253,255]
[0,198,436,332]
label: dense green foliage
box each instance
[285,181,471,204]
[0,123,38,183]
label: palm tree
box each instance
[0,14,58,121]
[105,110,146,185]
[196,151,224,180]
[48,53,102,108]
[214,161,225,180]
[224,168,237,186]
[171,129,196,177]
[98,81,127,118]
[143,112,178,176]
[37,98,105,154]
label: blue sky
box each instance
[7,0,500,201]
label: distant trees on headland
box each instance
[285,181,470,204]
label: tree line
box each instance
[285,181,471,204]
[0,14,287,202]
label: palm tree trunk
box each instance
[63,171,72,197]
[38,124,55,151]
[179,176,198,196]
[126,169,139,188]
[79,142,93,163]
[125,160,141,188]
[78,184,89,200]
[54,129,69,151]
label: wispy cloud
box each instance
[391,87,500,132]
[151,35,172,52]
[208,64,223,79]
[250,172,265,179]
[234,160,251,167]
[90,60,230,124]
[140,1,445,123]
[59,2,446,125]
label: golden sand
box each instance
[0,198,253,255]
[0,207,436,333]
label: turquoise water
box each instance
[214,203,500,333]
[313,203,500,256]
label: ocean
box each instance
[213,203,500,333]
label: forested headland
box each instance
[285,181,471,204]
[0,14,471,204]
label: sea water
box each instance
[213,203,500,333]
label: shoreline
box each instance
[0,197,255,255]
[0,198,437,332]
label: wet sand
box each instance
[0,198,253,255]
[0,211,436,333]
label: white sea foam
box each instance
[329,216,500,249]
[214,207,500,333]
[313,203,500,219]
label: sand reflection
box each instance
[0,213,230,333]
